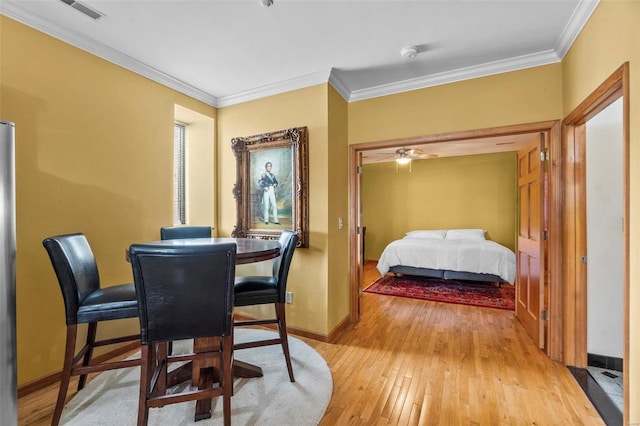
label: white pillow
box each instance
[445,229,486,240]
[405,230,447,239]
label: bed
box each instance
[376,229,516,285]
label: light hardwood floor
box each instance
[18,262,603,425]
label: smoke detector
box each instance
[400,46,418,60]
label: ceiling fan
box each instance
[372,147,438,164]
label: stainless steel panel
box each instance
[0,120,17,426]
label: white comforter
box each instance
[376,237,516,284]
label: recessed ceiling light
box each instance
[260,0,274,7]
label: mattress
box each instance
[376,237,516,284]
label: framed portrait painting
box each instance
[231,127,308,247]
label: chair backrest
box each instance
[129,242,236,345]
[273,230,299,301]
[42,233,100,325]
[160,226,212,240]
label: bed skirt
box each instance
[388,265,507,285]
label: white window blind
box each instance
[173,122,186,225]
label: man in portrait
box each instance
[258,161,280,224]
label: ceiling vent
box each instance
[59,0,105,20]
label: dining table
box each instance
[128,237,282,421]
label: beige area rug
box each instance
[60,329,333,425]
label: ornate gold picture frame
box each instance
[232,127,308,247]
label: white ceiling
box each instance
[361,132,536,164]
[3,0,597,108]
[1,0,597,161]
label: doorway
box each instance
[562,63,629,423]
[348,120,563,360]
[586,98,624,422]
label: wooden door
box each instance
[517,134,545,348]
[356,151,364,318]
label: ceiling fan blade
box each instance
[374,154,397,162]
[412,153,438,160]
[369,152,396,156]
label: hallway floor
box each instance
[588,366,623,412]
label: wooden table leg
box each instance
[193,338,218,421]
[185,338,266,421]
[166,361,193,387]
[233,360,263,378]
[166,358,263,387]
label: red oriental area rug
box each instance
[364,275,515,311]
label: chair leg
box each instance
[137,344,152,426]
[222,335,233,426]
[231,325,235,396]
[52,324,78,426]
[275,303,295,382]
[153,342,168,397]
[77,321,97,391]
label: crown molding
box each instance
[1,0,598,107]
[348,50,561,102]
[327,70,351,102]
[554,0,599,59]
[1,1,218,107]
[215,70,331,108]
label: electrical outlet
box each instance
[285,291,293,304]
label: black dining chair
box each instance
[160,225,212,355]
[233,230,299,382]
[129,241,236,426]
[42,233,141,426]
[160,225,212,240]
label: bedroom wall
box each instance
[362,152,517,260]
[0,16,217,384]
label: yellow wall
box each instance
[348,63,563,145]
[0,16,216,384]
[562,0,640,420]
[175,105,215,227]
[326,85,350,330]
[216,84,334,335]
[363,152,517,259]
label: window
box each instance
[173,104,214,227]
[173,122,186,225]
